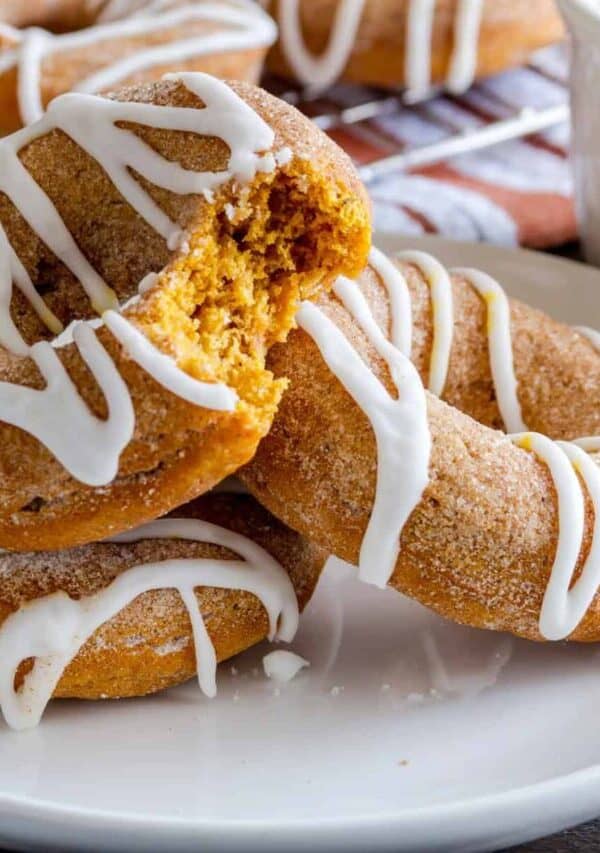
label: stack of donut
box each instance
[0,68,370,729]
[1,1,596,733]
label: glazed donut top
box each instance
[276,0,484,99]
[0,71,291,486]
[0,506,299,730]
[0,0,277,125]
[297,247,600,642]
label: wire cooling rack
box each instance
[263,44,571,183]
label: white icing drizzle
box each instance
[0,72,280,483]
[446,0,485,95]
[0,322,135,486]
[0,0,277,126]
[296,278,431,589]
[404,0,436,102]
[16,27,48,126]
[0,224,63,356]
[50,316,103,348]
[511,433,600,641]
[368,246,413,357]
[395,249,454,397]
[452,266,527,434]
[0,516,298,729]
[277,0,364,90]
[103,311,238,411]
[276,0,484,98]
[137,272,159,295]
[546,441,600,639]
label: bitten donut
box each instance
[266,0,564,98]
[243,249,600,646]
[0,73,370,551]
[0,491,326,730]
[0,0,277,133]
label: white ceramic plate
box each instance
[2,237,600,853]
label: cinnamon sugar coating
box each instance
[0,78,370,550]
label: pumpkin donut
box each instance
[0,0,278,133]
[243,250,600,646]
[266,0,564,98]
[0,73,370,551]
[0,491,326,730]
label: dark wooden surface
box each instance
[506,821,600,851]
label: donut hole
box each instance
[134,158,369,421]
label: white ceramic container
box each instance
[559,0,600,264]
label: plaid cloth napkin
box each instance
[316,44,573,249]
